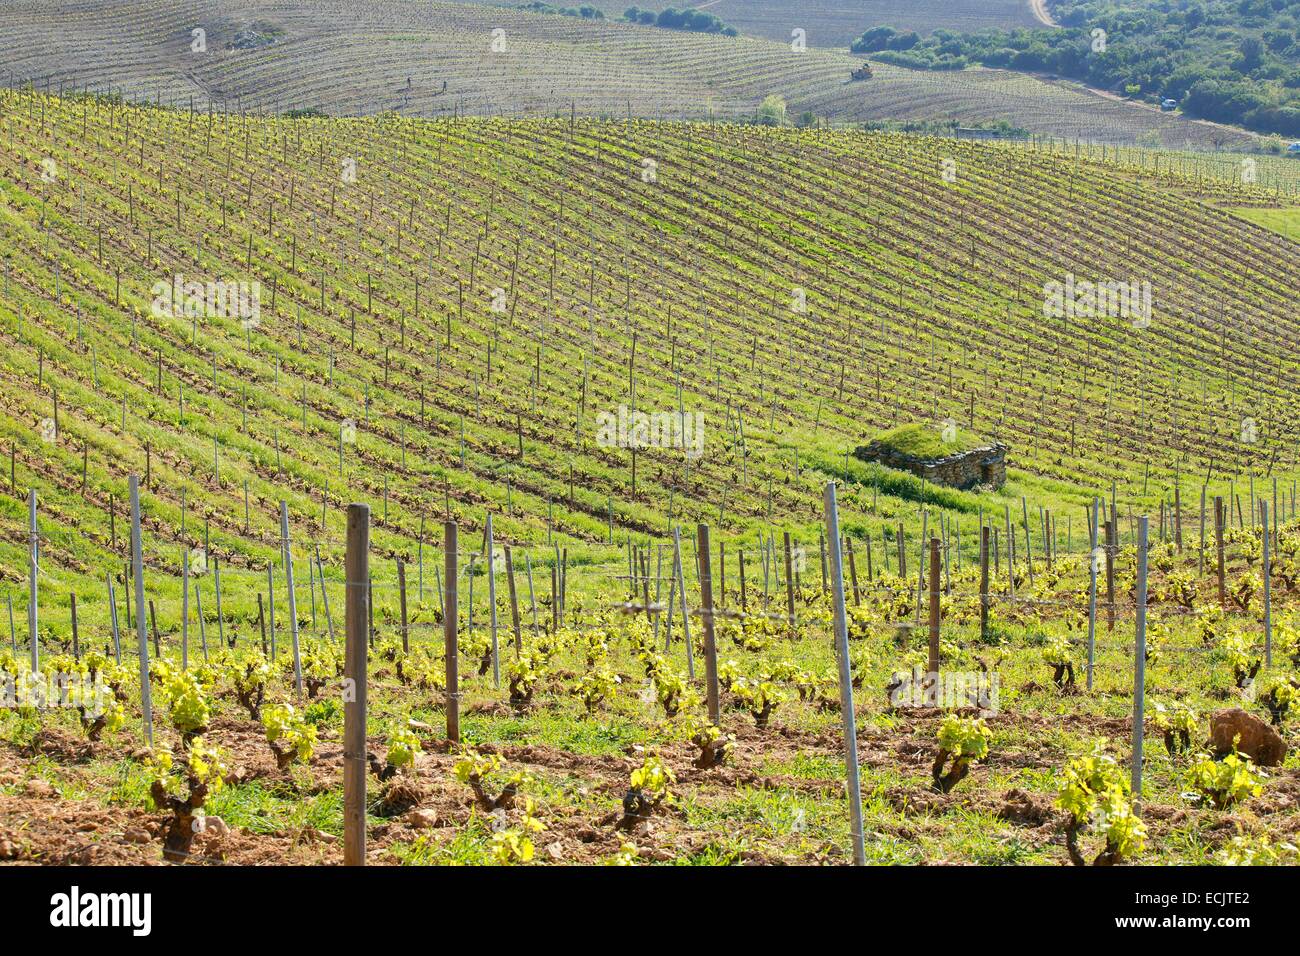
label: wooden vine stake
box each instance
[397,558,409,654]
[696,524,721,726]
[979,525,990,642]
[1214,496,1226,608]
[1261,500,1272,668]
[444,521,460,744]
[343,503,370,867]
[1086,498,1099,692]
[181,549,190,670]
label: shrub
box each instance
[1185,751,1263,809]
[932,715,991,793]
[621,755,675,827]
[1150,701,1197,757]
[1057,745,1146,866]
[757,94,787,127]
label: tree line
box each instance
[851,0,1300,139]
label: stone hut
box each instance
[855,432,1007,490]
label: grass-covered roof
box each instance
[869,423,990,460]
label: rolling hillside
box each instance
[0,88,1297,631]
[0,0,1260,147]
[1,70,1300,872]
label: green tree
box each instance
[757,94,787,126]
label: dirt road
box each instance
[1030,0,1058,27]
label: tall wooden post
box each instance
[486,513,499,688]
[181,549,190,669]
[979,525,990,642]
[697,525,721,726]
[1087,498,1099,691]
[444,521,460,744]
[397,558,409,654]
[1262,500,1273,668]
[343,504,370,866]
[1214,496,1226,608]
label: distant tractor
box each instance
[1160,98,1178,111]
[850,63,873,81]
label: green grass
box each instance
[206,780,346,836]
[869,423,989,460]
[1232,206,1300,241]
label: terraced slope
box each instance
[0,0,1257,147]
[456,0,1044,49]
[0,91,1297,618]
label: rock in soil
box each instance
[405,809,438,829]
[1208,708,1287,766]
